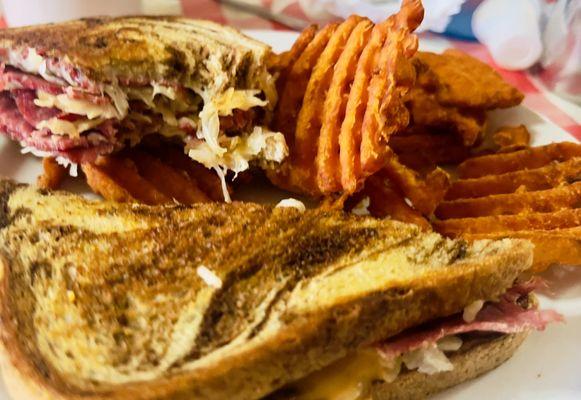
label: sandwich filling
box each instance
[0,47,287,197]
[286,279,563,400]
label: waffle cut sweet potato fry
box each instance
[389,130,470,172]
[434,142,581,272]
[82,146,228,205]
[269,0,424,197]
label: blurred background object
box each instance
[218,0,309,30]
[142,0,182,14]
[2,0,142,26]
[538,0,581,103]
[0,0,183,27]
[472,0,543,70]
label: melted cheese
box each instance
[463,300,485,323]
[124,87,197,138]
[126,87,156,108]
[34,91,120,120]
[36,117,105,138]
[288,337,463,400]
[152,82,177,100]
[159,125,187,139]
[291,349,397,400]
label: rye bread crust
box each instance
[372,332,528,400]
[0,181,534,400]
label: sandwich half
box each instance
[0,180,562,400]
[0,17,286,197]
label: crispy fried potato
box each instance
[155,146,227,202]
[37,157,67,190]
[407,49,525,148]
[364,175,431,229]
[431,131,579,271]
[275,25,318,93]
[339,22,388,193]
[294,16,363,187]
[446,157,581,200]
[360,6,420,174]
[82,163,136,203]
[463,227,581,272]
[316,19,373,193]
[434,208,581,236]
[341,0,422,192]
[458,142,581,179]
[436,181,581,219]
[88,156,170,205]
[271,0,424,197]
[436,140,581,272]
[390,132,470,171]
[380,150,450,215]
[407,87,486,146]
[492,125,531,152]
[414,49,524,109]
[127,150,210,204]
[395,0,425,37]
[359,26,403,174]
[83,147,225,205]
[273,23,338,146]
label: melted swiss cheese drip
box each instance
[289,349,396,400]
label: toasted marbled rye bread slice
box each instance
[0,180,532,400]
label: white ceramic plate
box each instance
[0,30,579,400]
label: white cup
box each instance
[2,0,143,27]
[472,0,543,70]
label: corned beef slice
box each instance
[0,65,62,94]
[0,66,117,163]
[377,279,564,360]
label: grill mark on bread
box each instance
[0,254,63,392]
[29,260,52,286]
[165,47,188,77]
[0,180,21,228]
[246,281,292,340]
[191,223,382,360]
